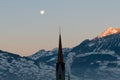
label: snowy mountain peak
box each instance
[98,26,120,38]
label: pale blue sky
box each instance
[0,0,120,56]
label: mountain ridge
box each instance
[1,28,120,80]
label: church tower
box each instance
[56,30,65,80]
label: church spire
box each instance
[56,28,65,80]
[58,29,63,62]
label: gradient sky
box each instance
[0,0,120,56]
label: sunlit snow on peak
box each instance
[98,26,120,38]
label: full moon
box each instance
[40,10,45,15]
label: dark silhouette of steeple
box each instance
[58,33,63,62]
[56,28,65,80]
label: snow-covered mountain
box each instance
[1,28,120,80]
[98,27,120,38]
[70,31,120,80]
[0,50,58,80]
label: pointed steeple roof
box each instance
[58,28,63,62]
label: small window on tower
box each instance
[59,74,62,79]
